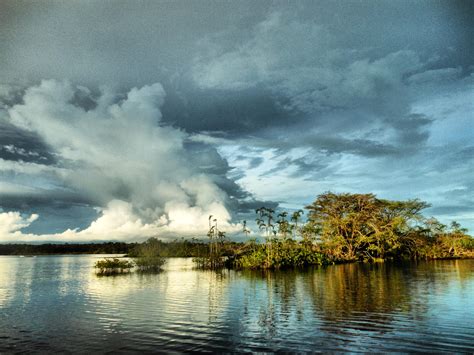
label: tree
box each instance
[242,220,251,237]
[256,207,267,234]
[277,211,291,239]
[305,192,429,261]
[290,210,304,239]
[255,207,277,267]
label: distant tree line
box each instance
[0,242,135,255]
[0,239,211,256]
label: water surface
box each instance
[1,256,473,352]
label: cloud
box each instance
[193,13,422,104]
[191,12,448,159]
[190,11,473,233]
[0,2,472,236]
[0,211,38,235]
[0,80,242,242]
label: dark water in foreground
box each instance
[0,256,473,353]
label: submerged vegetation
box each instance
[129,238,166,272]
[94,258,134,275]
[193,215,229,269]
[95,238,166,275]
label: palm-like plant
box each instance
[242,220,251,238]
[291,210,304,239]
[256,206,277,267]
[277,211,291,239]
[266,208,275,236]
[208,215,214,256]
[200,215,227,269]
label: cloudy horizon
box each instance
[0,0,472,242]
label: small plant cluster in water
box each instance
[95,238,165,275]
[94,258,134,275]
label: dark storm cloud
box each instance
[1,0,470,155]
[260,156,334,180]
[161,84,291,134]
[0,0,271,87]
[247,157,264,169]
[0,121,55,165]
[0,185,99,234]
[184,141,278,214]
[1,0,470,138]
[389,114,433,146]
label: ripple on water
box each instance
[0,257,473,352]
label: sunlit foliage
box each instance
[233,192,474,268]
[130,237,166,272]
[94,258,134,275]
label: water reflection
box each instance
[310,263,415,325]
[0,256,473,352]
[0,257,17,307]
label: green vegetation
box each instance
[196,192,474,270]
[129,238,166,272]
[94,258,134,275]
[193,215,230,269]
[0,239,211,256]
[229,206,329,268]
[304,192,473,262]
[234,239,329,269]
[134,256,166,272]
[0,242,135,255]
[2,192,472,273]
[94,239,166,275]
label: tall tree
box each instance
[305,192,429,261]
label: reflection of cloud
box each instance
[0,257,17,307]
[0,256,36,308]
[85,258,230,328]
[2,255,474,351]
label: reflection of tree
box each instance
[225,260,474,351]
[238,262,463,340]
[238,269,309,341]
[257,272,278,339]
[306,260,474,346]
[306,263,426,334]
[409,259,474,300]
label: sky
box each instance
[0,0,472,242]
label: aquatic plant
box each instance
[234,239,330,269]
[134,256,166,272]
[94,258,134,275]
[192,216,229,269]
[131,237,166,272]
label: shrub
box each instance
[131,238,166,272]
[234,240,330,269]
[94,258,134,275]
[134,256,166,272]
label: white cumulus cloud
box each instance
[0,80,240,242]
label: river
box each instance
[1,256,473,352]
